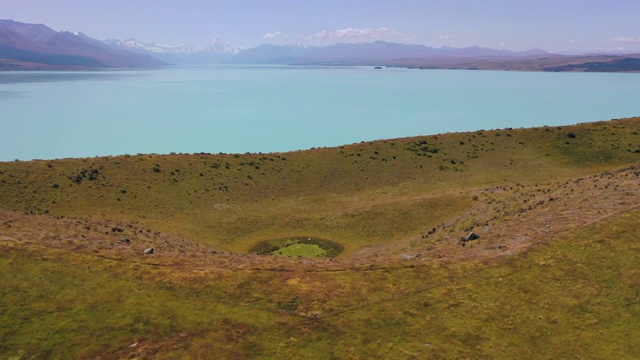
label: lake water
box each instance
[1,65,639,161]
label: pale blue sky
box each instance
[3,0,639,52]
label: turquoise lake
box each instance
[1,65,639,161]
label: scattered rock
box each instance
[120,238,130,244]
[144,247,154,255]
[401,253,421,260]
[460,232,479,242]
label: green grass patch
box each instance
[276,243,327,257]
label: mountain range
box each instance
[257,42,549,64]
[1,19,640,71]
[111,38,549,65]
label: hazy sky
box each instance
[3,0,640,52]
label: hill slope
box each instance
[1,117,639,358]
[1,117,638,255]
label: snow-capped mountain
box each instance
[106,38,243,64]
[202,38,243,55]
[105,39,199,54]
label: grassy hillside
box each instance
[1,117,639,358]
[1,117,638,254]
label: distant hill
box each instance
[0,20,165,70]
[541,56,640,72]
[376,52,640,72]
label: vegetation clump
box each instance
[407,139,440,156]
[70,167,100,184]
